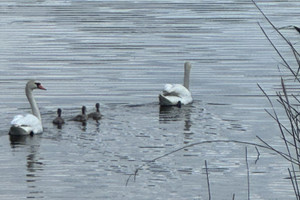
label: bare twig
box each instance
[289,40,300,78]
[277,87,300,149]
[256,136,299,165]
[252,0,300,81]
[252,1,300,199]
[258,84,293,159]
[255,146,260,164]
[251,0,300,56]
[205,160,211,200]
[245,147,250,200]
[292,94,300,104]
[288,168,300,200]
[126,139,295,185]
[257,23,300,83]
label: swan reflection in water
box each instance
[159,105,193,122]
[9,135,44,199]
[159,105,196,136]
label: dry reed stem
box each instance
[245,147,250,200]
[205,160,211,200]
[252,0,300,198]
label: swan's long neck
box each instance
[183,62,191,90]
[26,87,41,121]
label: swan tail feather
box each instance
[9,125,33,136]
[159,94,180,106]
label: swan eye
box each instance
[34,82,46,90]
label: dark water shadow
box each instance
[123,102,196,132]
[159,102,206,143]
[159,104,194,124]
[9,135,40,147]
[159,106,186,122]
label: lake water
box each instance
[1,0,300,199]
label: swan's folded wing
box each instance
[11,115,24,125]
[163,84,191,97]
[160,84,193,105]
[11,114,43,134]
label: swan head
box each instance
[95,103,100,109]
[26,80,47,91]
[184,62,191,71]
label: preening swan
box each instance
[159,62,193,106]
[88,103,102,120]
[9,80,46,135]
[72,106,87,122]
[53,108,65,125]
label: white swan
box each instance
[159,62,193,106]
[9,80,46,135]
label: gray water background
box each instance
[0,0,300,199]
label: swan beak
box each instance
[38,85,47,90]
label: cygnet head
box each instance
[82,106,86,115]
[95,103,100,111]
[57,108,62,117]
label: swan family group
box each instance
[9,62,193,136]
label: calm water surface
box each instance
[1,0,300,199]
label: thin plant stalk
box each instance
[245,147,250,200]
[205,160,211,200]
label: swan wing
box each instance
[160,84,193,106]
[159,94,182,105]
[10,114,43,135]
[163,84,191,97]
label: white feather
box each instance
[160,84,193,106]
[10,114,43,135]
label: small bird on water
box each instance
[53,108,65,125]
[88,103,102,120]
[72,106,87,122]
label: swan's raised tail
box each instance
[159,94,172,106]
[159,94,183,107]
